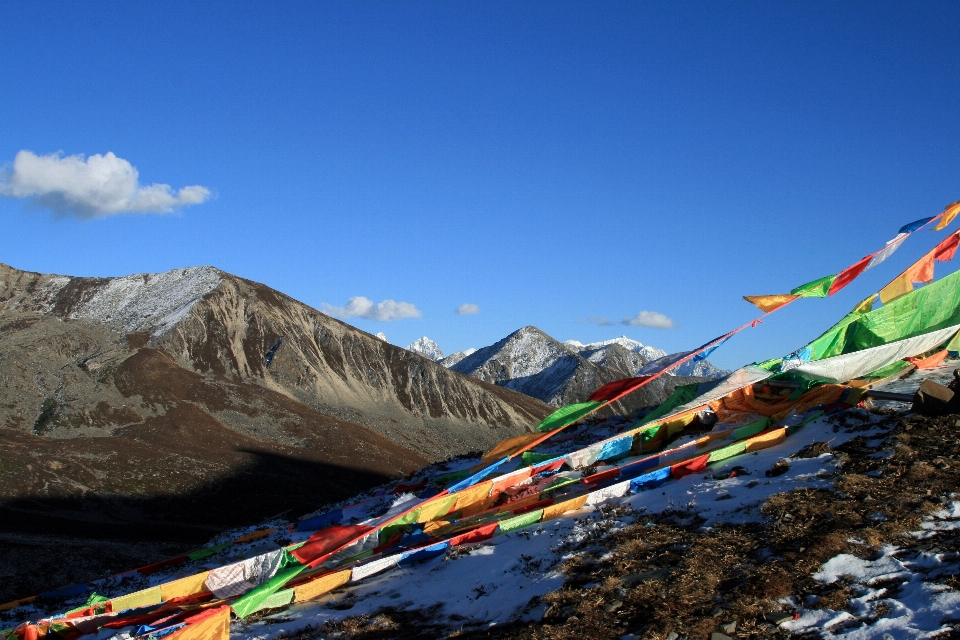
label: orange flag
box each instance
[742,294,799,313]
[933,200,960,231]
[879,250,936,304]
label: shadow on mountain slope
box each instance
[0,447,405,604]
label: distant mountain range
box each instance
[405,329,727,411]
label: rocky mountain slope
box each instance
[439,348,476,368]
[449,326,703,412]
[0,262,549,555]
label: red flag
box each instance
[588,376,652,403]
[670,454,710,479]
[934,231,960,263]
[827,253,874,296]
[291,524,373,565]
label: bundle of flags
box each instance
[744,200,960,313]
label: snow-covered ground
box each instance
[6,365,958,639]
[233,404,928,637]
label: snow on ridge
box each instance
[566,335,668,362]
[439,348,476,368]
[69,266,223,335]
[405,336,445,361]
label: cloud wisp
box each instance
[622,310,676,329]
[322,296,422,322]
[456,303,480,315]
[0,150,211,219]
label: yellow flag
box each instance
[879,273,913,304]
[742,294,799,313]
[934,200,960,231]
[851,294,876,314]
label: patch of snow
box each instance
[374,332,389,343]
[565,335,728,378]
[404,336,444,361]
[439,348,476,368]
[68,267,223,335]
[786,545,960,638]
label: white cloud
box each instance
[456,303,480,315]
[586,316,613,326]
[0,150,211,219]
[322,296,422,322]
[622,310,675,329]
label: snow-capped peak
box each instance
[375,332,389,343]
[565,335,668,362]
[405,336,445,361]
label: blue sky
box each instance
[1,1,959,369]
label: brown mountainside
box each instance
[0,263,549,598]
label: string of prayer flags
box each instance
[744,212,953,313]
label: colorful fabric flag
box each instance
[879,251,934,303]
[899,217,935,234]
[852,294,876,314]
[588,376,652,403]
[743,294,798,313]
[791,274,838,298]
[933,200,960,231]
[934,230,960,262]
[534,401,603,432]
[866,233,908,269]
[827,254,874,296]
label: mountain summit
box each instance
[404,336,445,361]
[449,326,696,411]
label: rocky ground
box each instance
[267,407,960,640]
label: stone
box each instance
[604,599,624,612]
[720,621,737,633]
[710,634,733,640]
[765,611,794,624]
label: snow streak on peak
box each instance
[404,336,445,361]
[69,266,223,336]
[439,348,476,368]
[565,335,668,363]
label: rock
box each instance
[720,621,737,633]
[764,611,794,625]
[766,459,790,477]
[912,379,956,416]
[793,441,831,458]
[666,633,679,640]
[716,493,733,501]
[710,634,733,640]
[622,567,672,585]
[604,599,624,612]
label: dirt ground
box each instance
[277,408,960,640]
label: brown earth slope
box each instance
[0,263,551,601]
